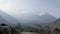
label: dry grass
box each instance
[21,32,39,34]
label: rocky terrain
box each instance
[0,18,60,34]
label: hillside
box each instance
[53,18,60,29]
[0,10,20,24]
[21,12,57,26]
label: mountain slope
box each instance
[48,18,60,30]
[18,12,57,25]
[0,14,8,24]
[0,10,57,25]
[53,18,60,29]
[0,10,20,24]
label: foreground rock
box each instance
[0,24,20,34]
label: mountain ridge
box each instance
[0,10,57,25]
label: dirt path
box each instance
[21,32,40,34]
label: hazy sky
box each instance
[0,0,60,18]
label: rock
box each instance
[0,24,20,34]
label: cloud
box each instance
[37,12,46,16]
[0,0,46,18]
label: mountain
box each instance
[0,10,57,25]
[0,13,8,24]
[0,10,20,24]
[18,11,57,25]
[45,18,60,30]
[52,18,60,29]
